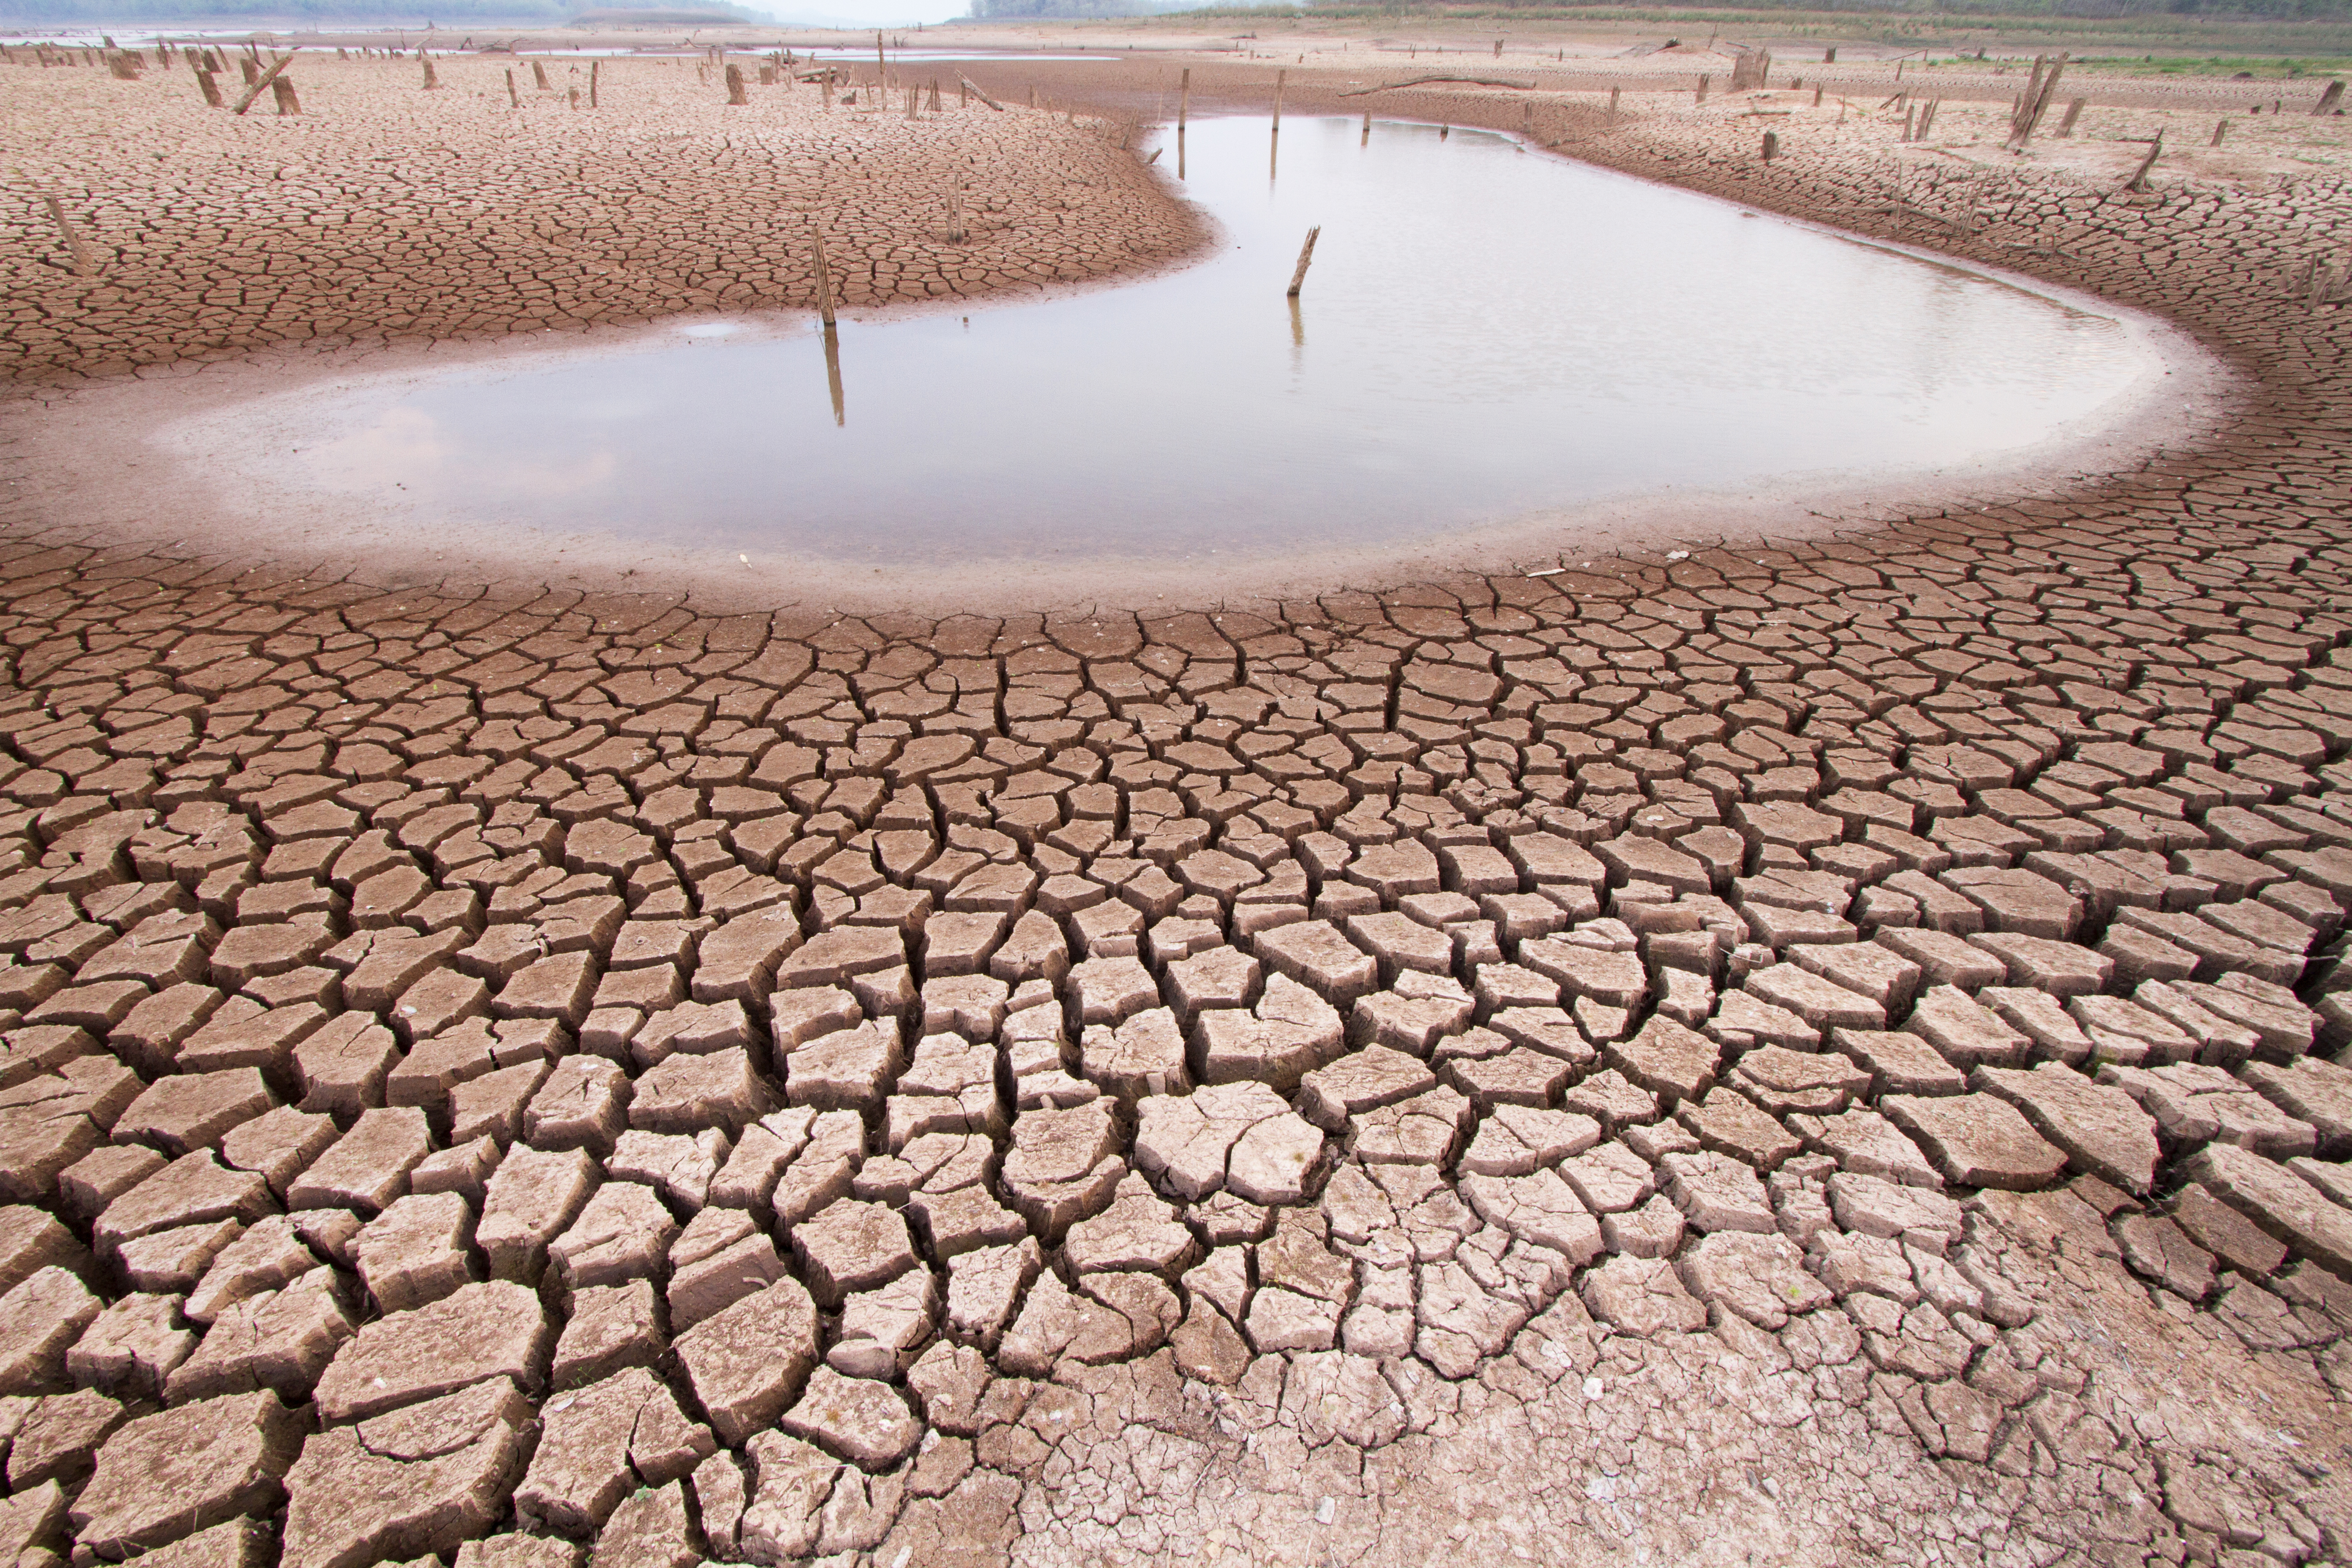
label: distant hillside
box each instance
[968,0,2352,18]
[966,0,1212,15]
[0,0,770,22]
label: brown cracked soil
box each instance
[1,28,2351,1568]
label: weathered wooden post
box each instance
[1361,109,1371,143]
[240,56,258,85]
[2122,131,2162,192]
[1273,68,1284,132]
[590,59,598,107]
[1696,74,1708,104]
[928,78,940,111]
[44,196,95,276]
[1762,129,1778,160]
[823,69,833,110]
[2057,97,2085,136]
[194,64,223,107]
[272,75,299,113]
[1825,46,1836,63]
[532,59,549,89]
[810,227,837,327]
[231,52,290,113]
[1178,66,1189,129]
[726,64,747,104]
[1610,85,1621,118]
[2004,53,2066,151]
[2211,118,2230,147]
[2313,80,2344,115]
[1285,225,1319,296]
[422,55,438,90]
[506,67,518,107]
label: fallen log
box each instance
[1339,75,1535,97]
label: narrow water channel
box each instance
[179,114,2179,572]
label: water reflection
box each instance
[262,116,2159,569]
[820,323,845,427]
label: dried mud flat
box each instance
[1,35,2351,1568]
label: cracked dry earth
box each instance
[0,540,2350,1568]
[7,55,2352,1568]
[2,54,1191,383]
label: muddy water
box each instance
[201,115,2180,571]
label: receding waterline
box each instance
[170,115,2189,571]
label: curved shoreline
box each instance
[0,117,2244,617]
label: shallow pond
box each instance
[209,114,2181,573]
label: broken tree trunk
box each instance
[809,226,837,327]
[2004,53,2067,152]
[44,196,95,276]
[1285,225,1319,297]
[2008,55,2047,141]
[1338,74,1533,97]
[230,51,290,114]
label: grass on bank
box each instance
[1106,5,2352,61]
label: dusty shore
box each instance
[0,48,1204,386]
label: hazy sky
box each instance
[774,0,976,27]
